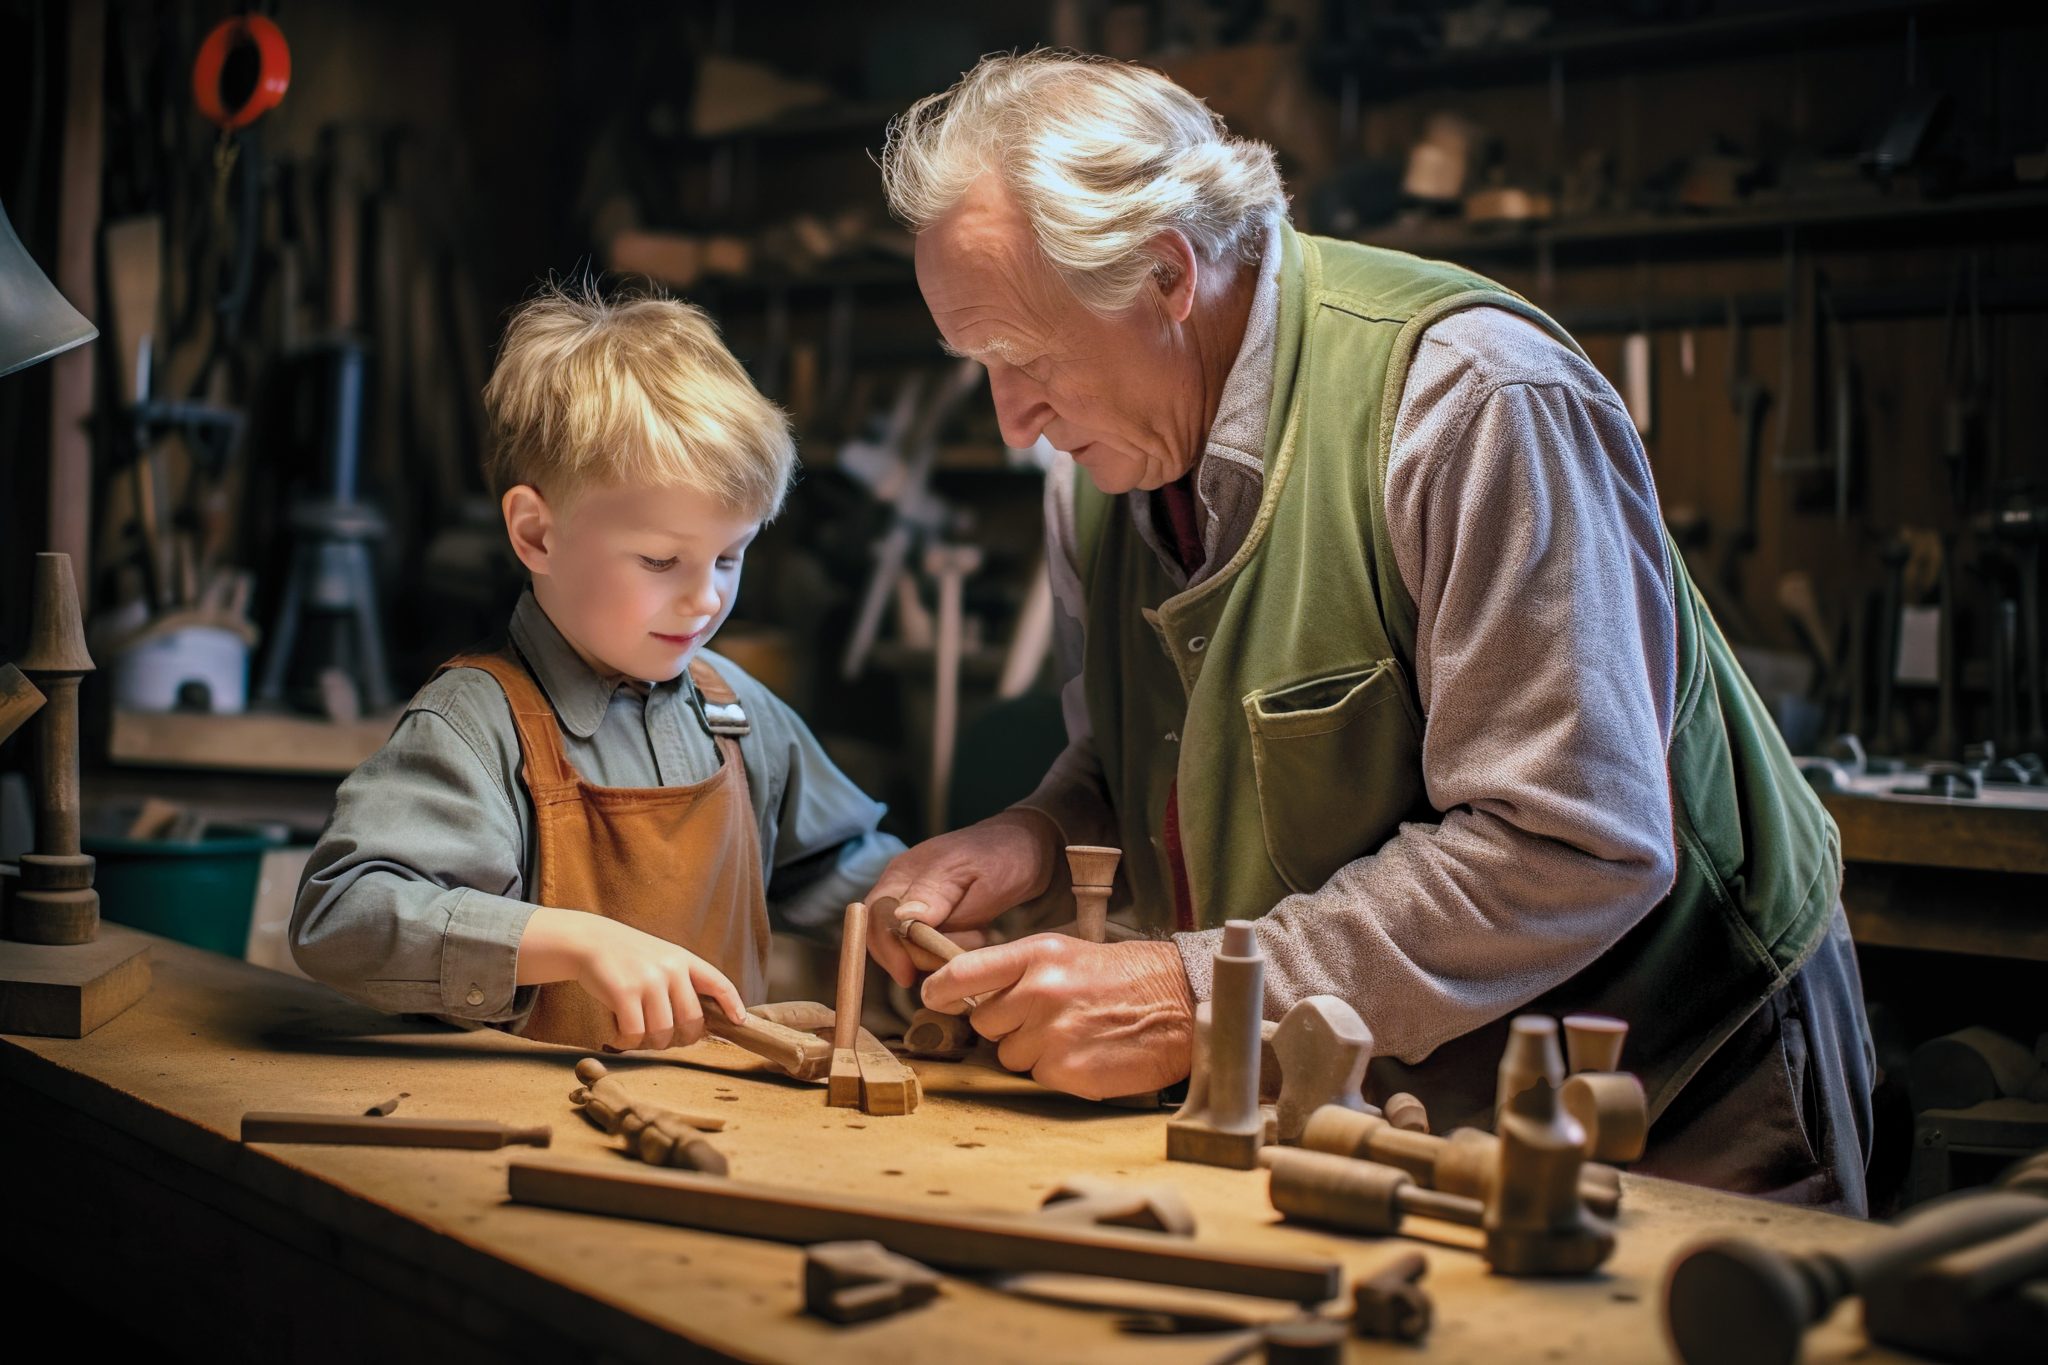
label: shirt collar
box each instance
[1202,217,1284,472]
[508,590,682,740]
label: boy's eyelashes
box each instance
[635,554,744,572]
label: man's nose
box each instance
[987,364,1050,450]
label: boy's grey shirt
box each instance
[292,590,905,1026]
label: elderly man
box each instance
[862,51,1874,1213]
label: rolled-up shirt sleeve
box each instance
[292,697,540,1024]
[1175,308,1680,1065]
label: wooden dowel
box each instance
[829,900,870,1108]
[243,1112,551,1149]
[507,1159,1340,1303]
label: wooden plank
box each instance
[1823,793,2048,876]
[108,708,397,775]
[243,1112,552,1149]
[507,1159,1341,1303]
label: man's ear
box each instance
[501,484,555,576]
[1147,230,1201,324]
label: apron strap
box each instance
[687,657,752,738]
[436,649,579,793]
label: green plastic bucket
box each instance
[82,824,284,956]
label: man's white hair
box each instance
[881,50,1287,316]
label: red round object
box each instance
[192,15,291,132]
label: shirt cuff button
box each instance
[465,986,485,1007]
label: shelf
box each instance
[1323,0,2014,95]
[699,98,905,143]
[109,708,398,776]
[1367,187,2048,261]
[690,260,917,296]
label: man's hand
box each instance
[863,808,1062,987]
[518,907,745,1053]
[922,935,1195,1100]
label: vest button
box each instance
[465,986,485,1007]
[1187,635,1208,652]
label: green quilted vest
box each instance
[1074,224,1840,1127]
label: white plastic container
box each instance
[112,622,253,714]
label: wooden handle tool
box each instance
[889,908,986,1013]
[703,1010,833,1082]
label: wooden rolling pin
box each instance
[242,1112,551,1149]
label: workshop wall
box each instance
[3,2,2045,1214]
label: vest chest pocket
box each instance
[1243,660,1426,895]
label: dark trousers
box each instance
[1633,904,1876,1216]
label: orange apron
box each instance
[440,648,771,1048]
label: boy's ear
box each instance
[501,485,555,576]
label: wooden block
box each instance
[804,1240,941,1324]
[507,1159,1341,1303]
[854,1029,919,1117]
[0,926,152,1038]
[828,1048,863,1109]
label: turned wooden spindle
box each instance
[1064,845,1120,943]
[13,552,98,946]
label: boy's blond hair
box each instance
[482,283,794,519]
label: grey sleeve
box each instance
[723,663,907,938]
[291,690,541,1024]
[1013,453,1120,848]
[1175,308,1680,1064]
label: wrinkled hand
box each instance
[922,935,1195,1100]
[863,808,1060,987]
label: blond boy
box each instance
[293,286,903,1051]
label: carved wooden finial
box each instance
[20,553,94,676]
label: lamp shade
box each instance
[0,197,97,379]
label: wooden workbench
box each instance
[1,933,1915,1364]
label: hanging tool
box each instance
[838,359,984,681]
[1773,244,1856,528]
[1714,297,1770,624]
[1941,254,1989,511]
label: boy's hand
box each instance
[862,808,1062,988]
[519,907,746,1052]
